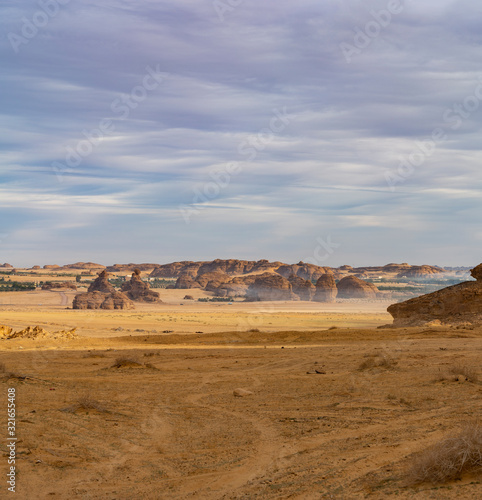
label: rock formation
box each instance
[62,262,106,271]
[120,269,161,302]
[0,263,13,268]
[174,274,202,289]
[43,265,60,269]
[388,263,482,327]
[313,274,338,303]
[87,270,115,294]
[396,265,445,278]
[73,290,134,310]
[196,271,231,290]
[288,275,315,301]
[72,270,134,310]
[246,274,296,301]
[337,276,379,299]
[276,262,333,282]
[212,275,258,298]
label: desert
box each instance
[4,2,482,497]
[0,260,480,499]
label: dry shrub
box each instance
[111,356,142,368]
[83,352,106,359]
[447,364,478,382]
[436,364,479,383]
[406,422,482,485]
[62,396,108,414]
[358,354,397,371]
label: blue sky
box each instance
[1,0,482,267]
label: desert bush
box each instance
[62,396,108,413]
[358,354,397,371]
[447,364,478,382]
[436,364,478,383]
[111,356,142,368]
[406,422,482,485]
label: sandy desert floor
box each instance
[0,291,481,499]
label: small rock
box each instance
[233,388,253,397]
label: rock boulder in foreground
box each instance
[388,263,482,327]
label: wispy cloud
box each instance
[1,0,482,266]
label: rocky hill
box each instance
[388,264,482,326]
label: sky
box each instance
[1,0,482,268]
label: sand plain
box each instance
[0,290,481,499]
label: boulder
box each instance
[388,263,482,327]
[337,276,378,299]
[233,388,253,397]
[246,273,296,301]
[288,275,315,301]
[121,269,161,302]
[313,274,338,303]
[0,325,13,337]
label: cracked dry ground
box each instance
[1,327,481,499]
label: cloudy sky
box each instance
[1,0,482,268]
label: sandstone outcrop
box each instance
[470,263,482,280]
[120,269,161,302]
[73,270,134,309]
[337,276,379,299]
[196,271,231,290]
[174,274,202,289]
[288,275,315,301]
[388,263,482,326]
[88,270,115,294]
[276,262,333,282]
[43,265,60,269]
[62,262,106,271]
[73,290,134,310]
[0,263,13,268]
[246,274,296,301]
[212,275,258,297]
[396,265,445,278]
[313,274,338,303]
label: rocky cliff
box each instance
[388,264,482,326]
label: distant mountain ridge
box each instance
[23,259,446,278]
